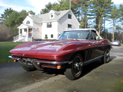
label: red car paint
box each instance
[9,29,111,69]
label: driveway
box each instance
[0,46,123,92]
[13,46,123,92]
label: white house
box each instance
[14,9,80,42]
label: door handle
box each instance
[88,45,91,46]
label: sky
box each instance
[0,0,123,16]
[0,0,59,15]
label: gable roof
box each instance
[29,10,70,23]
[18,24,34,29]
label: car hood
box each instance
[10,40,90,60]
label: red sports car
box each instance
[9,29,111,80]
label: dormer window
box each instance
[51,13,53,18]
[26,20,30,24]
[49,10,55,19]
[68,14,72,19]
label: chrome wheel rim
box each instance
[106,50,110,62]
[73,56,83,76]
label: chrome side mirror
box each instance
[96,36,100,40]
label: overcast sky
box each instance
[0,0,123,15]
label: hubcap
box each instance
[106,50,110,62]
[73,56,83,76]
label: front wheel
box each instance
[102,49,110,64]
[21,64,36,71]
[19,59,36,71]
[64,54,83,80]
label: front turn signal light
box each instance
[14,59,16,62]
[57,65,61,69]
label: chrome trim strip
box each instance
[83,55,103,66]
[33,59,70,65]
[8,56,21,61]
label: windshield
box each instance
[58,30,90,40]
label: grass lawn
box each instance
[0,42,24,64]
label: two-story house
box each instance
[14,9,80,42]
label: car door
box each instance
[90,30,103,59]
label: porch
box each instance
[13,24,34,42]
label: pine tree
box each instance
[76,0,90,28]
[90,0,113,34]
[109,5,119,41]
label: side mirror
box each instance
[96,36,100,40]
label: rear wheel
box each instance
[64,54,83,80]
[102,49,110,63]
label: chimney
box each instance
[28,12,32,16]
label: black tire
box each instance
[19,59,36,71]
[64,54,83,80]
[102,49,110,64]
[33,62,42,71]
[21,64,36,71]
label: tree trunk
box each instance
[81,3,84,28]
[112,20,115,41]
[84,12,87,28]
[98,16,101,35]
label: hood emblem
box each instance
[22,54,25,56]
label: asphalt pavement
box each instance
[0,46,123,92]
[0,63,58,92]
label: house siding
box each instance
[42,22,58,39]
[23,16,33,26]
[58,11,80,35]
[33,22,42,39]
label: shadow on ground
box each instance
[40,56,117,79]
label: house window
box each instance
[26,20,30,24]
[68,14,72,19]
[47,22,52,28]
[51,13,53,18]
[51,34,53,38]
[68,24,72,28]
[45,34,48,39]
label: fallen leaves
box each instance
[110,72,113,74]
[34,79,37,81]
[94,77,97,79]
[110,72,121,76]
[32,74,37,81]
[115,73,120,75]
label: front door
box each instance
[28,29,32,38]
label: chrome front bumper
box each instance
[8,56,69,65]
[8,56,21,61]
[33,59,69,64]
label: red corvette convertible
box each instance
[9,29,111,80]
